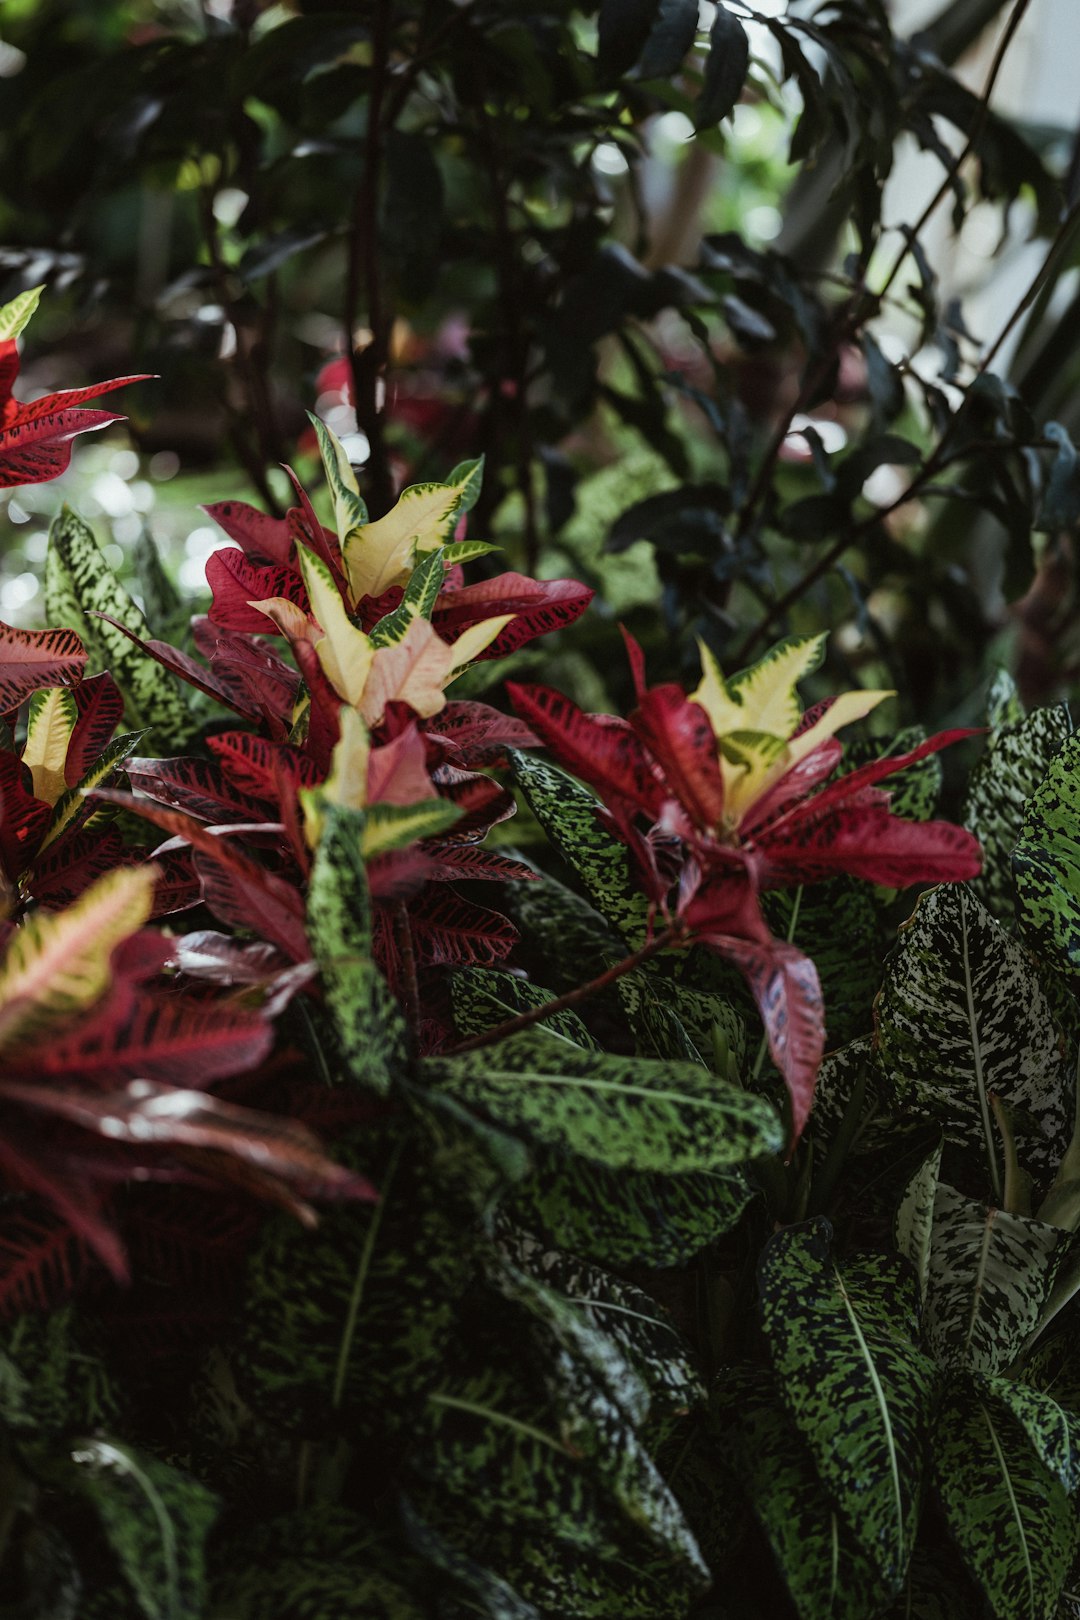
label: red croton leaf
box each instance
[0,408,129,487]
[507,681,663,817]
[0,1197,100,1318]
[630,684,726,833]
[714,933,824,1145]
[0,620,87,711]
[65,672,124,784]
[37,989,274,1089]
[433,573,594,658]
[206,548,308,634]
[203,498,294,568]
[0,752,50,880]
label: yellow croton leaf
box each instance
[302,706,370,848]
[0,864,157,1053]
[342,464,481,605]
[359,613,513,728]
[296,547,374,707]
[22,686,78,805]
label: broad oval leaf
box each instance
[963,697,1070,923]
[758,1223,936,1592]
[424,1027,783,1174]
[1015,735,1080,980]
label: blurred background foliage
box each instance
[0,0,1078,732]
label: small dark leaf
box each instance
[696,5,750,128]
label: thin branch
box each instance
[443,925,683,1056]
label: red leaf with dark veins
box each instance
[739,738,842,836]
[423,700,539,766]
[205,548,309,634]
[507,682,663,818]
[126,756,262,825]
[8,375,154,427]
[37,990,273,1088]
[65,672,124,784]
[0,408,126,487]
[430,762,515,840]
[709,934,823,1144]
[29,827,132,906]
[0,751,50,879]
[0,620,87,711]
[404,885,518,968]
[630,684,725,834]
[759,805,983,889]
[203,498,294,567]
[207,733,322,803]
[433,574,594,658]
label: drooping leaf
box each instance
[923,1180,1073,1374]
[0,619,87,710]
[894,1136,943,1308]
[307,802,408,1091]
[934,1377,1079,1620]
[695,3,750,127]
[46,508,195,743]
[978,1372,1080,1495]
[67,1440,219,1620]
[874,883,1072,1179]
[424,1027,783,1174]
[450,966,599,1051]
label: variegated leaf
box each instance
[1015,735,1080,980]
[894,1137,943,1308]
[712,1367,896,1620]
[46,508,195,743]
[0,283,43,341]
[875,883,1072,1181]
[424,1027,783,1174]
[343,458,483,602]
[510,751,651,948]
[450,966,600,1051]
[369,546,446,647]
[923,1181,1073,1374]
[22,686,77,804]
[978,1371,1080,1494]
[308,412,368,549]
[0,865,156,1051]
[758,1223,935,1590]
[935,1376,1079,1620]
[306,803,407,1092]
[38,729,146,854]
[965,698,1071,923]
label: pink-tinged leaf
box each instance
[760,806,983,888]
[0,340,19,415]
[193,619,301,732]
[403,886,518,968]
[8,374,154,427]
[0,408,126,487]
[90,789,310,961]
[0,620,87,710]
[507,682,664,818]
[206,732,321,803]
[282,465,347,588]
[148,846,202,919]
[65,672,124,784]
[367,845,442,902]
[706,931,823,1143]
[430,763,515,840]
[620,625,649,701]
[126,756,259,824]
[38,990,273,1088]
[290,638,343,767]
[739,738,843,836]
[205,548,308,634]
[423,700,539,766]
[0,752,50,879]
[203,498,294,567]
[773,728,982,826]
[433,574,594,658]
[421,845,539,882]
[631,685,725,832]
[0,1198,95,1318]
[366,721,437,807]
[0,1078,374,1202]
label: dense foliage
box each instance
[6,1,1080,1617]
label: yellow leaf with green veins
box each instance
[296,547,374,707]
[0,284,44,342]
[360,613,512,726]
[692,634,826,742]
[22,687,78,805]
[342,461,483,604]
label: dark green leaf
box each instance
[696,5,749,128]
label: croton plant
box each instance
[5,293,1080,1620]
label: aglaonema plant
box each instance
[8,285,1080,1620]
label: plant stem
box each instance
[443,925,683,1056]
[345,0,394,518]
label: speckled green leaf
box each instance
[68,1441,218,1620]
[875,883,1072,1179]
[306,803,407,1092]
[450,966,599,1050]
[894,1138,943,1307]
[369,546,446,647]
[507,1150,756,1269]
[232,1130,476,1436]
[498,1226,703,1422]
[424,1027,783,1173]
[935,1376,1079,1620]
[1015,735,1080,981]
[883,1543,982,1620]
[0,1307,118,1436]
[979,1372,1080,1494]
[758,1223,936,1590]
[501,870,624,994]
[712,1368,895,1620]
[965,691,1070,923]
[411,1362,704,1619]
[844,725,942,824]
[658,977,747,1070]
[923,1181,1073,1374]
[510,751,651,947]
[45,507,195,744]
[616,967,707,1065]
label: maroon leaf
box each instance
[430,763,515,840]
[9,374,154,427]
[434,573,594,657]
[65,672,125,784]
[760,805,983,888]
[404,886,518,967]
[38,989,273,1088]
[0,620,87,710]
[206,548,308,634]
[203,498,294,567]
[630,684,726,832]
[29,826,132,906]
[507,681,663,817]
[423,700,539,766]
[206,732,321,802]
[0,751,50,879]
[0,1198,96,1318]
[126,756,260,824]
[421,845,538,882]
[0,408,126,487]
